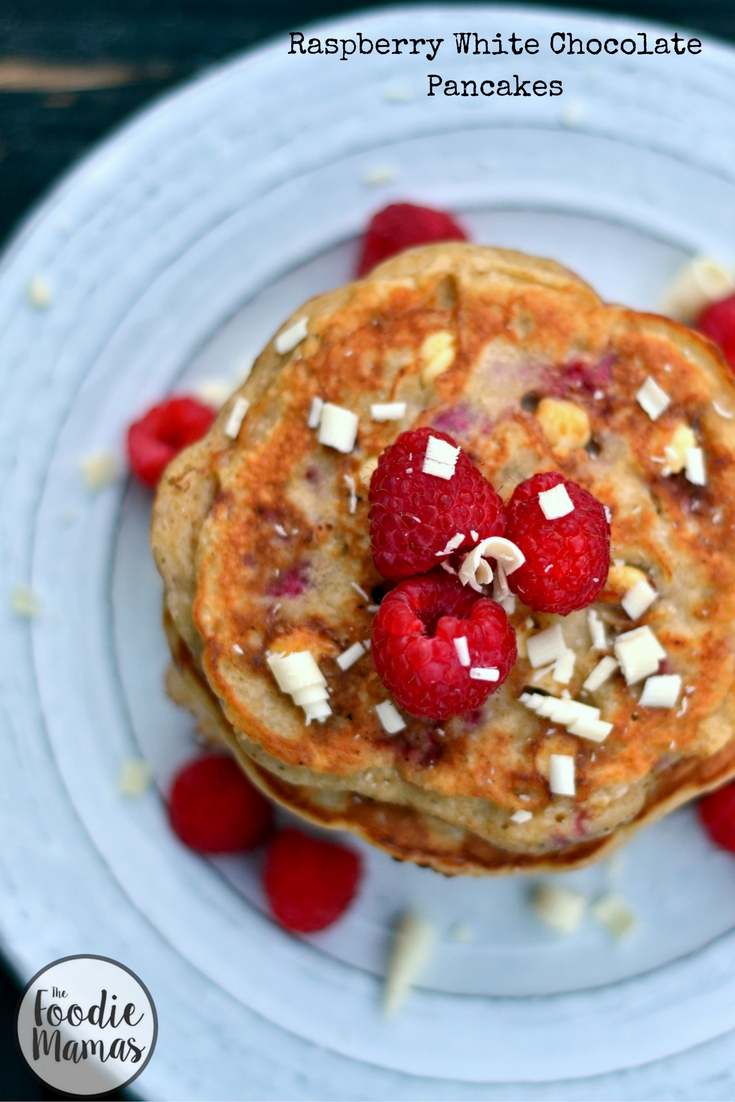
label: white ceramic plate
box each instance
[5,6,735,1098]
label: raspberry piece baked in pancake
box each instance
[152,243,735,875]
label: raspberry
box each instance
[371,572,517,719]
[356,203,467,277]
[369,428,505,579]
[504,472,610,615]
[127,396,216,489]
[264,828,362,932]
[699,784,735,853]
[697,293,735,372]
[168,754,274,853]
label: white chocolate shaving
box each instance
[469,667,499,681]
[636,376,670,421]
[336,641,366,671]
[371,402,406,421]
[422,435,460,480]
[275,316,308,354]
[307,396,324,428]
[549,753,576,796]
[526,624,567,668]
[435,532,464,557]
[621,579,657,621]
[453,636,470,667]
[639,673,682,708]
[376,700,406,734]
[223,395,250,439]
[318,403,359,453]
[538,483,574,519]
[382,912,436,1017]
[583,656,619,692]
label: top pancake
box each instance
[152,243,735,860]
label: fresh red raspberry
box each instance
[127,396,216,489]
[697,293,735,371]
[504,472,610,615]
[356,203,467,276]
[699,784,735,853]
[264,828,362,933]
[371,572,517,720]
[369,427,505,580]
[168,754,274,853]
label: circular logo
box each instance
[15,955,157,1098]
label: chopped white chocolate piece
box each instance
[11,585,41,618]
[636,376,670,421]
[343,474,357,515]
[567,715,613,743]
[274,316,308,354]
[422,435,460,480]
[273,524,288,538]
[553,650,576,684]
[27,275,52,308]
[510,809,532,824]
[532,883,586,933]
[376,700,406,734]
[267,651,326,694]
[621,579,657,621]
[382,912,436,1017]
[663,423,697,474]
[549,754,576,796]
[118,758,152,797]
[371,402,406,421]
[419,331,456,386]
[583,656,619,692]
[79,450,118,491]
[527,624,567,668]
[592,893,637,939]
[307,396,324,428]
[469,667,499,681]
[536,397,591,451]
[588,608,608,650]
[336,641,366,671]
[223,395,250,439]
[436,532,464,557]
[640,673,682,708]
[658,256,735,322]
[453,636,470,667]
[685,446,706,486]
[318,403,359,453]
[614,626,666,685]
[196,378,233,408]
[538,482,574,520]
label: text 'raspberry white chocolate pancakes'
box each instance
[151,243,735,875]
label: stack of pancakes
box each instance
[152,243,735,874]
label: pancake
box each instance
[152,243,735,874]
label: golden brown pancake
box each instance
[152,243,735,874]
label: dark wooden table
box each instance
[1,1,733,1097]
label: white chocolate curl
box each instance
[458,536,525,594]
